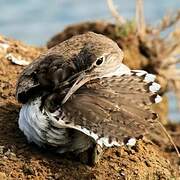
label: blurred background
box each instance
[0,0,179,120]
[0,0,179,45]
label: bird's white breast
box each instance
[19,98,70,147]
[19,98,97,153]
[102,63,131,77]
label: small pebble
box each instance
[115,150,121,157]
[0,172,7,180]
[126,138,136,147]
[0,160,5,166]
[120,172,125,176]
[0,146,4,154]
[23,164,35,175]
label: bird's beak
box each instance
[61,71,95,104]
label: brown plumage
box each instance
[16,32,161,164]
[16,32,122,103]
[63,74,158,141]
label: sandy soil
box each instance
[0,34,180,179]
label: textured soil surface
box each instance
[0,34,180,179]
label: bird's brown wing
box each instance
[16,53,76,103]
[62,71,161,145]
[16,57,42,103]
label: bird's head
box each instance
[60,32,128,104]
[16,32,129,106]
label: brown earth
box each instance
[0,29,180,179]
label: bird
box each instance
[16,32,162,164]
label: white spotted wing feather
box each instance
[62,70,161,147]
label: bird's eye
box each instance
[95,57,104,66]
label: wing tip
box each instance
[131,70,162,104]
